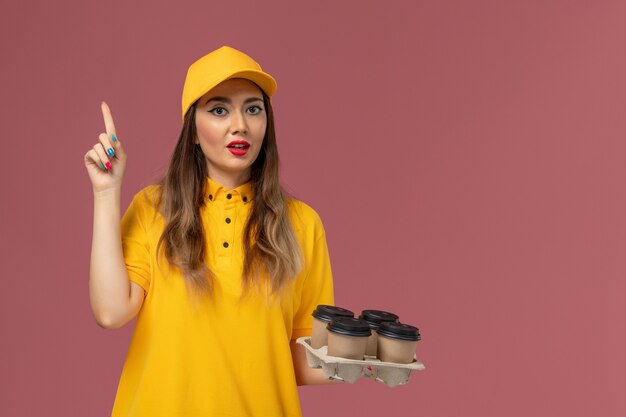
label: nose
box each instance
[230,109,248,135]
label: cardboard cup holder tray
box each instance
[296,336,425,387]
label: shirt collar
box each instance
[205,177,254,204]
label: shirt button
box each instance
[226,193,232,199]
[223,242,229,248]
[225,218,231,224]
[243,196,248,202]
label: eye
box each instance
[209,107,227,116]
[247,105,263,115]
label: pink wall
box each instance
[2,0,625,415]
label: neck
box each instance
[207,169,251,190]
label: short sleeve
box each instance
[291,223,335,340]
[121,192,151,293]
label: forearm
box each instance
[290,341,344,386]
[89,188,132,328]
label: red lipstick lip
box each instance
[227,140,250,157]
[227,140,250,147]
[228,147,249,156]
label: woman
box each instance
[84,46,341,417]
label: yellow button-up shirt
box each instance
[113,178,334,417]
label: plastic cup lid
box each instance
[377,322,421,341]
[312,305,354,322]
[358,310,400,327]
[326,317,372,337]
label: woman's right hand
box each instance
[84,102,127,195]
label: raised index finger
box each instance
[101,101,117,138]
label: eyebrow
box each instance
[205,96,263,105]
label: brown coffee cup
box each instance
[358,310,400,357]
[326,317,371,360]
[310,305,354,349]
[376,322,421,364]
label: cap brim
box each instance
[184,69,277,118]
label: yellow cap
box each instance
[181,46,277,120]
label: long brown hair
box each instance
[155,88,303,298]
